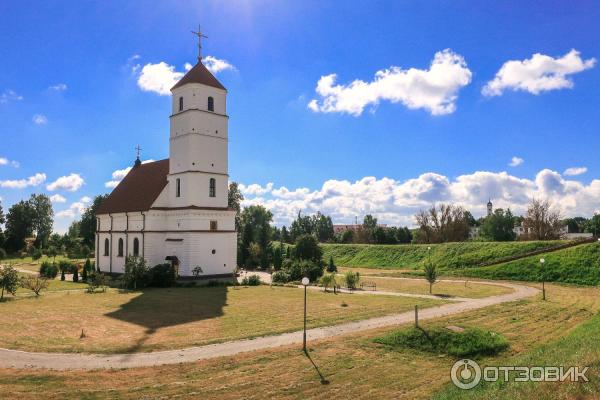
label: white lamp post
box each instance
[540,258,546,300]
[302,277,310,352]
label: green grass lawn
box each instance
[322,241,565,271]
[2,255,87,273]
[0,285,445,353]
[460,242,600,285]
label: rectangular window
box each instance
[179,96,183,111]
[210,220,218,231]
[176,178,181,197]
[209,178,216,197]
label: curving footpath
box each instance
[0,280,538,370]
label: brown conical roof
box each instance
[171,60,226,91]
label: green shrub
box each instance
[0,265,20,300]
[326,255,337,272]
[32,248,43,260]
[146,263,176,287]
[59,260,75,274]
[123,256,149,289]
[319,273,337,291]
[272,270,291,283]
[344,271,360,290]
[87,272,108,293]
[294,234,323,263]
[0,248,7,261]
[374,326,509,358]
[241,274,261,286]
[73,268,79,282]
[39,261,59,279]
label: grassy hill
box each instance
[322,241,565,270]
[461,242,600,285]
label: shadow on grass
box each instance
[106,286,228,354]
[304,349,330,385]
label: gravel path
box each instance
[0,279,537,370]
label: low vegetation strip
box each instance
[322,241,565,270]
[460,242,600,285]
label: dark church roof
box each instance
[97,159,169,215]
[171,60,226,91]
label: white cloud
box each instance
[49,83,67,91]
[509,156,524,167]
[239,169,600,227]
[0,157,19,168]
[46,173,84,192]
[50,194,67,203]
[203,56,236,74]
[564,166,587,176]
[137,62,185,95]
[307,49,472,116]
[104,160,155,188]
[0,89,23,104]
[483,49,596,96]
[184,62,193,71]
[32,114,48,125]
[0,173,46,189]
[55,196,92,219]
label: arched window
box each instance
[133,238,140,256]
[176,178,181,197]
[207,96,214,112]
[104,238,109,256]
[209,178,216,197]
[179,96,184,111]
[118,238,124,257]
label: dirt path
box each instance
[0,279,537,370]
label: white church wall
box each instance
[170,111,228,141]
[171,84,226,116]
[111,233,127,274]
[182,232,237,276]
[166,173,229,208]
[169,134,228,175]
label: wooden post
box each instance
[414,305,419,328]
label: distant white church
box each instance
[95,49,237,278]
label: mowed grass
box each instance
[0,283,598,400]
[349,274,513,298]
[2,255,86,273]
[461,242,600,285]
[0,285,445,354]
[322,241,565,270]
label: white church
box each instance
[95,48,237,278]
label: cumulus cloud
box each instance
[32,114,48,125]
[0,173,46,189]
[137,62,185,95]
[49,83,67,91]
[239,169,600,227]
[56,196,92,218]
[509,156,524,167]
[0,89,23,104]
[307,49,472,116]
[46,173,84,192]
[105,160,155,188]
[0,157,19,168]
[483,49,596,96]
[563,166,587,176]
[50,194,67,203]
[203,56,236,74]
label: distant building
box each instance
[487,199,493,217]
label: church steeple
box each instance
[487,199,493,216]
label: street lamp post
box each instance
[302,277,310,352]
[540,258,546,301]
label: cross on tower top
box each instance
[191,25,208,61]
[134,145,142,166]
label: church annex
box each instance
[95,49,237,278]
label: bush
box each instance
[59,260,76,274]
[32,248,43,260]
[272,258,325,283]
[0,248,6,261]
[20,275,49,296]
[87,271,108,293]
[146,263,176,288]
[344,271,360,290]
[0,265,20,300]
[319,273,337,291]
[39,261,59,279]
[374,326,509,358]
[123,256,149,289]
[241,274,261,286]
[73,268,79,282]
[272,270,291,284]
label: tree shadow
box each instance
[105,286,228,354]
[304,349,330,385]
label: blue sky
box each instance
[1,1,600,232]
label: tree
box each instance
[21,275,49,296]
[290,211,314,241]
[0,199,5,249]
[0,265,20,300]
[273,242,283,270]
[68,220,81,239]
[280,226,291,243]
[424,261,437,294]
[47,246,58,263]
[344,271,360,290]
[564,217,588,234]
[28,194,54,248]
[314,212,334,242]
[480,208,516,241]
[586,214,600,236]
[319,273,337,292]
[327,255,337,272]
[79,195,108,248]
[228,182,244,231]
[238,205,273,268]
[294,234,323,263]
[414,204,471,243]
[523,198,562,240]
[73,267,79,282]
[4,200,34,253]
[123,256,149,289]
